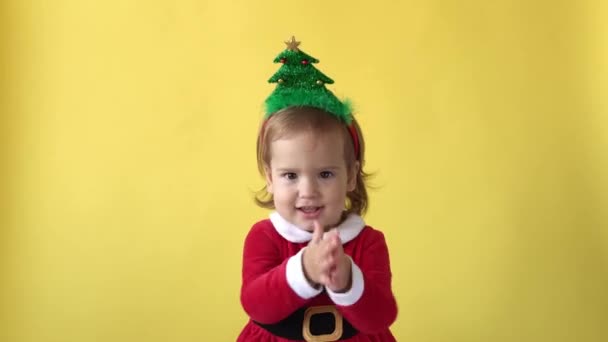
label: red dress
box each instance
[237,212,398,341]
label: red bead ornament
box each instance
[301,59,309,65]
[280,58,286,64]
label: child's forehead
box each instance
[272,124,344,141]
[269,131,345,161]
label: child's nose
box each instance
[299,178,319,197]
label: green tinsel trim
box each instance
[264,88,352,124]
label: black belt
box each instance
[254,305,358,341]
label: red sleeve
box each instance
[330,230,398,334]
[240,222,317,324]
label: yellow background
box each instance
[2,1,607,341]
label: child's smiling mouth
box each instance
[296,206,323,217]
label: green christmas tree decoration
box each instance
[264,36,353,123]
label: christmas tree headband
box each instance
[263,36,360,158]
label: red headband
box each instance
[348,123,360,160]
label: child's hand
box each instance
[325,230,352,293]
[302,220,335,287]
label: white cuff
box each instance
[286,248,323,299]
[326,257,364,306]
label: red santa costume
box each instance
[237,212,398,341]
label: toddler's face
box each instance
[264,131,356,231]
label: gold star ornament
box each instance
[284,36,300,51]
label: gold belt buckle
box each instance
[302,305,343,342]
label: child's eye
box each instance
[320,171,334,179]
[282,172,297,180]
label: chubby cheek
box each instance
[273,189,296,209]
[325,186,348,207]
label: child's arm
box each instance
[240,224,321,324]
[326,230,398,334]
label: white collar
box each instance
[269,211,365,244]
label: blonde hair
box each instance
[255,106,370,216]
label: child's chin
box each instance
[297,220,315,232]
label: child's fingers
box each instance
[320,238,338,259]
[319,255,335,271]
[326,255,336,269]
[326,272,334,287]
[325,229,340,247]
[323,232,342,256]
[319,273,330,285]
[332,234,341,249]
[311,220,323,243]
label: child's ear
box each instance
[264,165,274,194]
[347,161,360,192]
